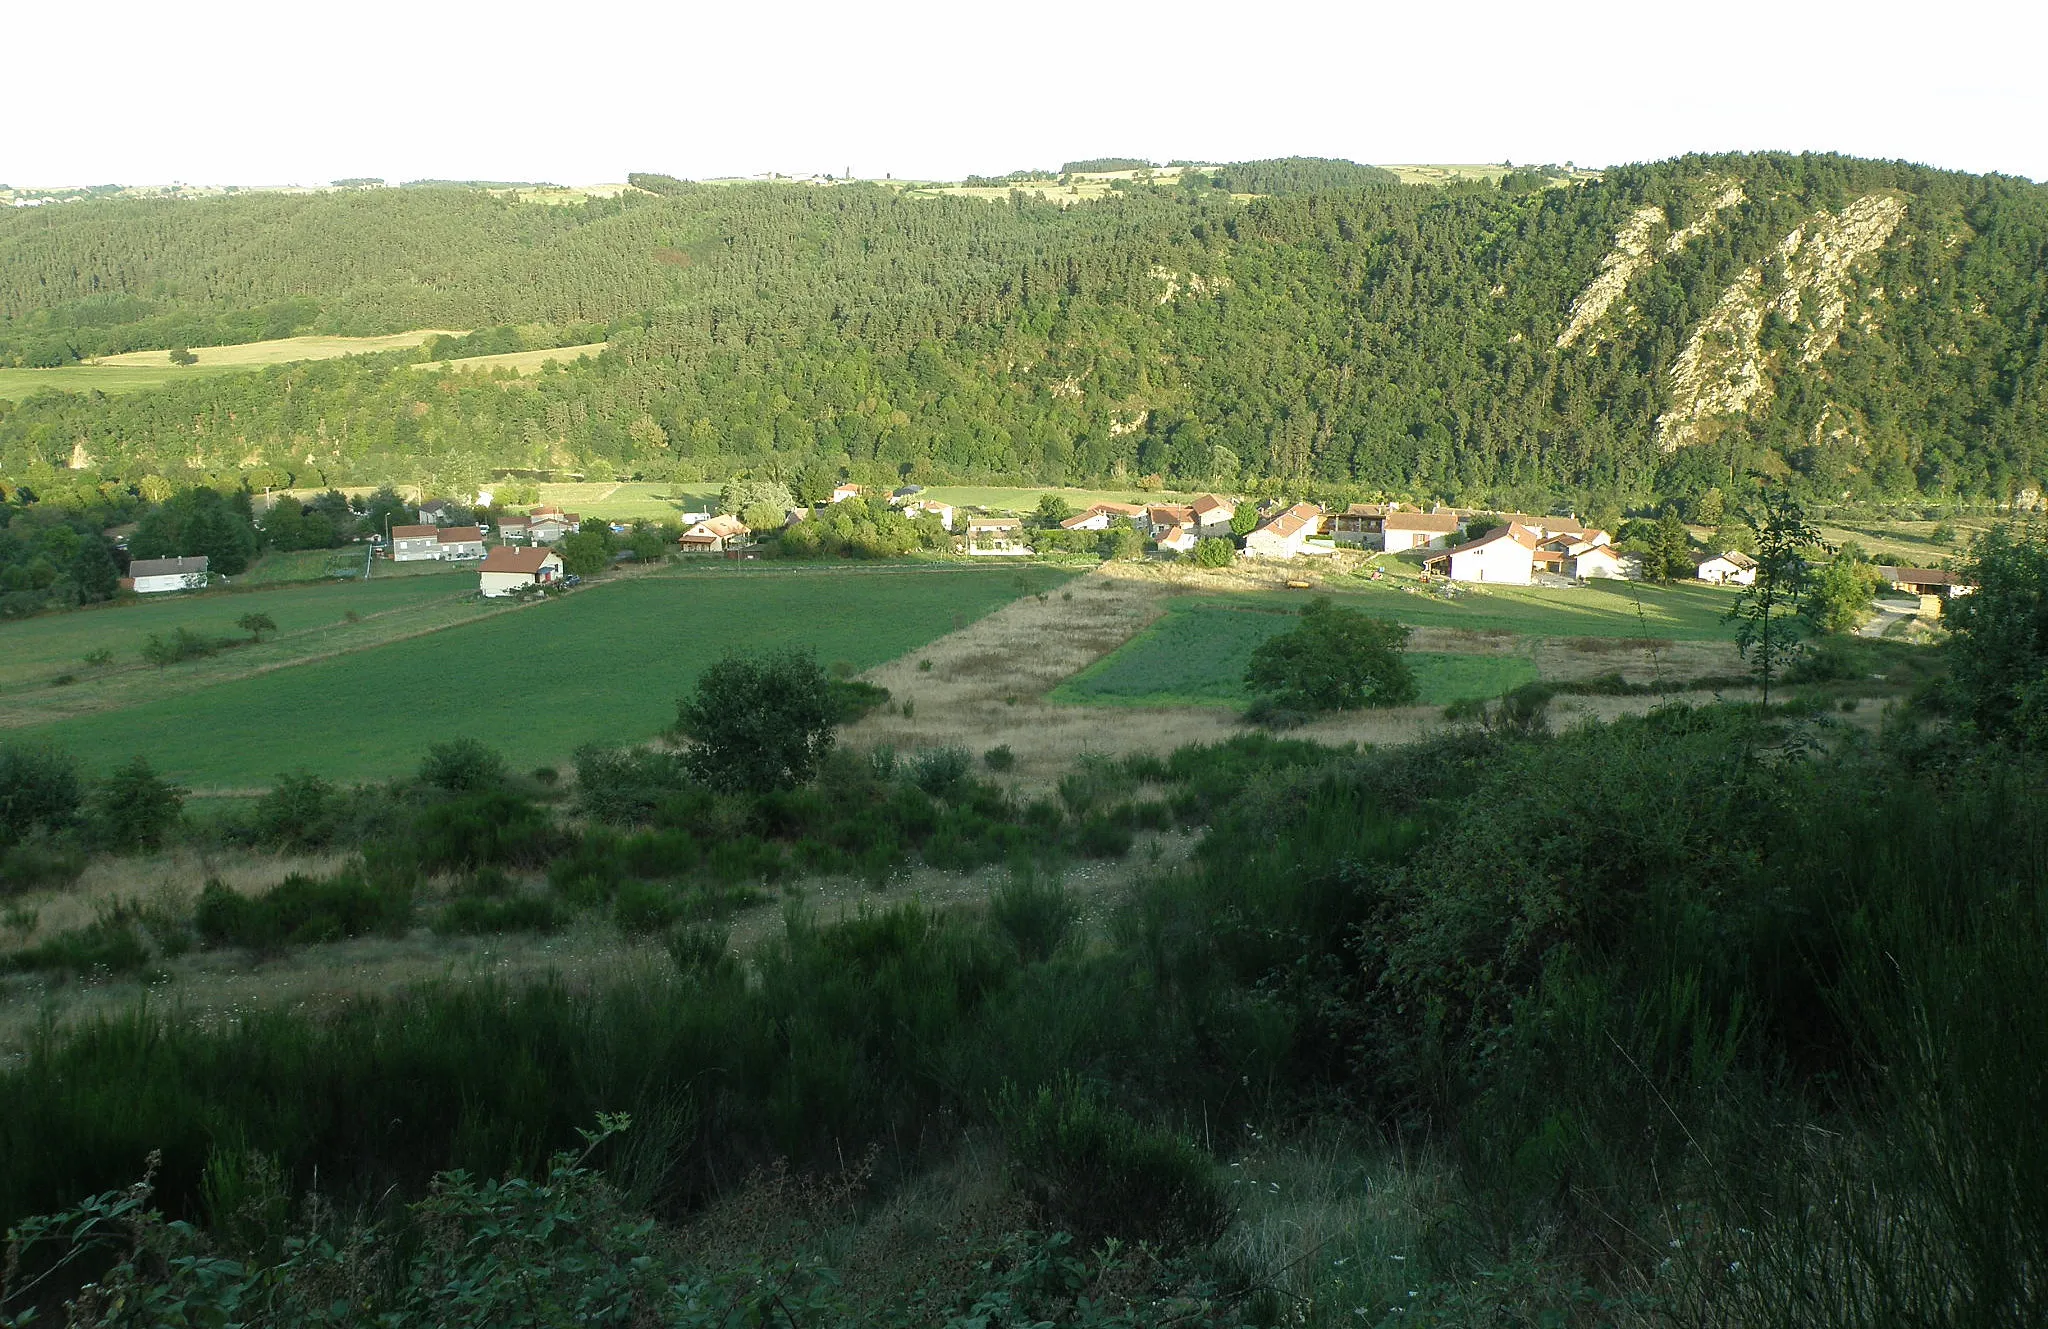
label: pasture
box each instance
[16,565,1075,788]
[1307,573,1743,639]
[0,330,460,401]
[529,481,714,519]
[1052,600,1538,708]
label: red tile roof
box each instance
[439,526,484,543]
[391,524,438,539]
[1384,511,1461,533]
[480,546,558,574]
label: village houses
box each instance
[1059,502,1145,532]
[1242,502,1325,559]
[678,514,751,553]
[1381,510,1461,552]
[1189,494,1235,536]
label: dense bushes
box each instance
[195,865,412,949]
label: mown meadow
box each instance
[1054,600,1540,708]
[12,565,1075,788]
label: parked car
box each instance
[562,574,582,587]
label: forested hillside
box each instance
[3,152,2045,513]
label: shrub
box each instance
[251,772,339,850]
[417,738,507,793]
[1192,536,1235,568]
[0,838,86,897]
[666,923,739,983]
[988,873,1077,963]
[908,746,973,799]
[573,744,689,825]
[982,744,1016,772]
[0,745,82,849]
[410,790,556,872]
[827,679,892,723]
[613,879,684,935]
[84,758,185,854]
[1075,813,1134,858]
[1002,1078,1228,1251]
[548,831,626,905]
[194,867,413,950]
[5,913,150,977]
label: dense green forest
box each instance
[3,152,2045,512]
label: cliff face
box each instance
[1654,192,1908,452]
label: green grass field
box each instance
[0,571,482,694]
[1053,601,1539,708]
[1310,573,1742,639]
[0,331,459,402]
[16,566,1074,788]
[529,482,715,520]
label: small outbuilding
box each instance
[1695,551,1758,586]
[478,546,563,597]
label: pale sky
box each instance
[7,0,2046,188]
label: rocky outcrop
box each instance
[1557,178,1746,350]
[1654,192,1907,453]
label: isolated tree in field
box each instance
[1726,490,1821,707]
[1192,536,1234,568]
[1033,494,1073,528]
[237,612,277,643]
[1245,596,1416,712]
[1942,525,2048,746]
[167,345,197,366]
[675,649,838,793]
[418,738,507,792]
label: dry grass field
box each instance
[0,330,461,401]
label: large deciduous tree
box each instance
[1245,597,1416,712]
[674,649,838,792]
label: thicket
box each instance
[1,704,2039,1323]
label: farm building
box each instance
[1190,494,1236,535]
[1243,503,1325,559]
[1696,551,1757,585]
[1877,566,1976,598]
[478,546,562,596]
[899,499,956,529]
[1382,511,1461,552]
[437,526,486,559]
[1331,503,1393,547]
[965,517,1027,554]
[1571,543,1631,580]
[526,508,580,543]
[390,524,443,562]
[1060,502,1146,532]
[123,556,209,594]
[1425,523,1540,584]
[679,515,750,552]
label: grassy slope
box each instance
[1307,575,1742,638]
[18,565,1074,787]
[0,331,459,402]
[1053,601,1538,708]
[0,570,481,693]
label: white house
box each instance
[436,525,486,559]
[124,555,209,594]
[678,514,750,552]
[1427,523,1539,584]
[1381,511,1461,552]
[478,546,563,596]
[525,508,580,544]
[1242,503,1324,559]
[900,499,956,530]
[1571,543,1631,580]
[1695,551,1757,586]
[1189,494,1236,535]
[1059,502,1145,532]
[830,483,864,503]
[965,517,1028,554]
[1153,522,1197,553]
[390,524,443,561]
